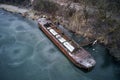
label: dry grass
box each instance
[32,0,58,14]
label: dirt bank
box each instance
[1,1,120,61]
[0,4,40,20]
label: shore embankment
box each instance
[0,4,40,20]
[0,3,120,61]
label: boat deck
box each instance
[38,17,96,69]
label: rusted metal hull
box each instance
[38,23,93,69]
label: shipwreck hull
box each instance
[38,17,96,69]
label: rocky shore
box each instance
[0,0,120,61]
[0,4,40,20]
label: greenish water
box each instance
[0,9,120,80]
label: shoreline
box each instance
[0,4,40,20]
[0,4,119,61]
[0,4,95,48]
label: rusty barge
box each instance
[38,17,96,69]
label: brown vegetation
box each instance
[1,0,120,60]
[32,0,59,14]
[66,0,120,60]
[45,0,120,60]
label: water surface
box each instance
[0,9,120,80]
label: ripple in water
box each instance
[16,25,26,31]
[0,33,3,39]
[8,18,16,22]
[0,9,120,80]
[10,20,35,32]
[0,42,33,67]
[0,29,16,47]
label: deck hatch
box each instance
[56,35,66,43]
[49,29,58,35]
[63,42,75,52]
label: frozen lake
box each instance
[0,9,120,80]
